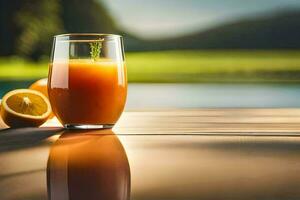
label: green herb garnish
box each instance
[89,39,103,61]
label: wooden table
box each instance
[2,108,300,134]
[1,109,300,200]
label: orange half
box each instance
[0,89,51,128]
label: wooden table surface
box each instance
[115,108,300,135]
[1,109,300,200]
[2,108,300,134]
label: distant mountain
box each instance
[124,9,300,51]
[0,0,118,60]
[1,1,299,60]
[61,0,117,33]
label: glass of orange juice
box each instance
[48,34,127,129]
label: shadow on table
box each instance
[0,127,63,200]
[0,128,131,200]
[0,127,63,152]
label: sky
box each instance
[101,0,300,39]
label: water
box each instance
[1,81,300,108]
[0,80,34,97]
[127,83,300,108]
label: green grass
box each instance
[127,50,300,83]
[1,50,300,83]
[0,57,49,79]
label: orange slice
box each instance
[0,89,51,128]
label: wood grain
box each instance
[1,109,300,200]
[2,108,300,134]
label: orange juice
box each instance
[48,59,127,126]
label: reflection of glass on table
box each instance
[47,129,130,200]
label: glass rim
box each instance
[54,33,122,42]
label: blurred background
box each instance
[1,0,300,108]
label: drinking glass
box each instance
[48,34,127,129]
